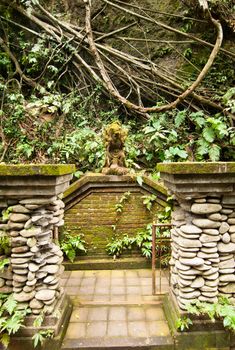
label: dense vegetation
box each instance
[0,0,234,174]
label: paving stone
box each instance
[111,270,125,277]
[128,321,148,337]
[145,306,165,321]
[107,321,128,337]
[109,306,126,321]
[88,307,108,321]
[94,286,110,295]
[66,286,83,295]
[69,271,84,279]
[128,307,145,321]
[80,277,95,287]
[126,286,141,295]
[110,295,126,302]
[66,323,86,338]
[125,270,139,278]
[148,320,170,337]
[111,278,125,286]
[110,286,125,295]
[86,321,107,337]
[70,308,88,322]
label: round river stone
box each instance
[191,203,222,215]
[192,219,221,229]
[35,289,56,301]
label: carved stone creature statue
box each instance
[102,121,129,175]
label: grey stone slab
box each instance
[86,321,107,337]
[128,307,145,321]
[66,322,86,338]
[145,307,165,321]
[109,306,126,321]
[88,307,108,321]
[107,321,128,337]
[147,320,170,337]
[128,321,148,337]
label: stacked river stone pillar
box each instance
[0,165,74,316]
[157,162,235,310]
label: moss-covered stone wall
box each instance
[64,175,168,257]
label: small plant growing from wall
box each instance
[32,313,54,348]
[0,294,31,348]
[142,194,157,211]
[106,197,172,261]
[115,191,131,214]
[60,231,87,262]
[176,296,235,333]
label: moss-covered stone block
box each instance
[157,162,235,175]
[0,164,75,176]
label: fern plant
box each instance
[0,293,31,348]
[32,313,54,348]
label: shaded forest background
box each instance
[0,0,235,175]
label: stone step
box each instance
[62,336,174,350]
[61,302,174,350]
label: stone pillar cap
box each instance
[0,164,75,176]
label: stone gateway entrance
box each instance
[63,174,167,258]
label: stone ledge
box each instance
[157,162,235,175]
[63,257,153,270]
[157,162,235,196]
[0,164,75,176]
[63,173,167,200]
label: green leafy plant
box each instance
[176,316,193,331]
[32,329,54,348]
[185,296,235,332]
[0,233,10,256]
[142,194,157,211]
[0,259,10,272]
[32,313,54,348]
[106,223,171,261]
[107,195,172,260]
[0,293,31,348]
[1,207,12,222]
[106,234,136,259]
[115,191,131,213]
[60,233,87,262]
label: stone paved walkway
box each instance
[61,269,173,349]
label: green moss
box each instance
[157,162,235,175]
[0,164,75,176]
[63,173,168,198]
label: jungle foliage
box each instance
[0,0,234,171]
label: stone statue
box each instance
[102,121,129,175]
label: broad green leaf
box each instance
[202,127,215,143]
[136,175,143,186]
[176,149,188,159]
